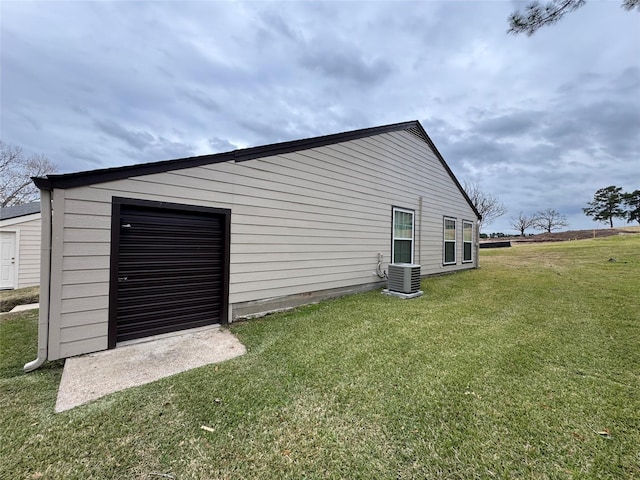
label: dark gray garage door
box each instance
[110,200,229,345]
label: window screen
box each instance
[392,207,414,263]
[444,218,456,264]
[463,221,473,263]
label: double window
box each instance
[392,211,472,266]
[392,207,414,264]
[443,217,456,265]
[463,221,473,263]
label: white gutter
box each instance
[24,189,52,372]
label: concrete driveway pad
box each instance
[55,325,245,412]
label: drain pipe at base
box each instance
[24,189,52,372]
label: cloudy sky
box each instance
[1,0,639,233]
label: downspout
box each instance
[476,219,480,268]
[24,189,52,372]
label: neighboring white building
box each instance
[28,120,480,364]
[0,202,41,290]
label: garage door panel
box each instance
[112,203,228,344]
[117,304,220,323]
[117,312,220,342]
[118,276,222,290]
[117,273,221,289]
[117,286,222,310]
[120,235,222,247]
[121,255,222,262]
[119,246,223,256]
[118,262,223,275]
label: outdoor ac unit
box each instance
[387,263,421,294]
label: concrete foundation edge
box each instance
[381,289,424,299]
[232,280,387,320]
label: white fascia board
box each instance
[0,213,42,228]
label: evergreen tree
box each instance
[623,190,640,224]
[508,0,640,36]
[582,186,626,228]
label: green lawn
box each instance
[1,236,638,479]
[0,285,39,313]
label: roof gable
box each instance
[33,120,480,219]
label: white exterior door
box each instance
[1,232,16,289]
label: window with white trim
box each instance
[443,217,456,265]
[392,207,414,264]
[463,221,473,263]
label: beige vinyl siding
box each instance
[0,213,42,289]
[17,216,42,288]
[46,129,478,359]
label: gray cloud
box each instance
[474,111,546,138]
[91,118,195,163]
[114,138,196,165]
[612,66,640,93]
[256,9,301,42]
[1,0,638,232]
[181,88,221,113]
[299,47,394,86]
[93,119,156,151]
[208,137,238,153]
[60,146,104,168]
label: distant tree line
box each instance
[472,183,638,238]
[583,186,639,227]
[462,181,573,236]
[480,232,527,239]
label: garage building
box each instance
[26,120,480,368]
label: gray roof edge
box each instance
[0,201,41,220]
[32,120,420,190]
[30,119,480,220]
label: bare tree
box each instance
[533,208,569,233]
[510,212,538,236]
[0,141,56,207]
[508,0,640,36]
[463,180,507,232]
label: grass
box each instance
[1,235,638,479]
[0,285,39,313]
